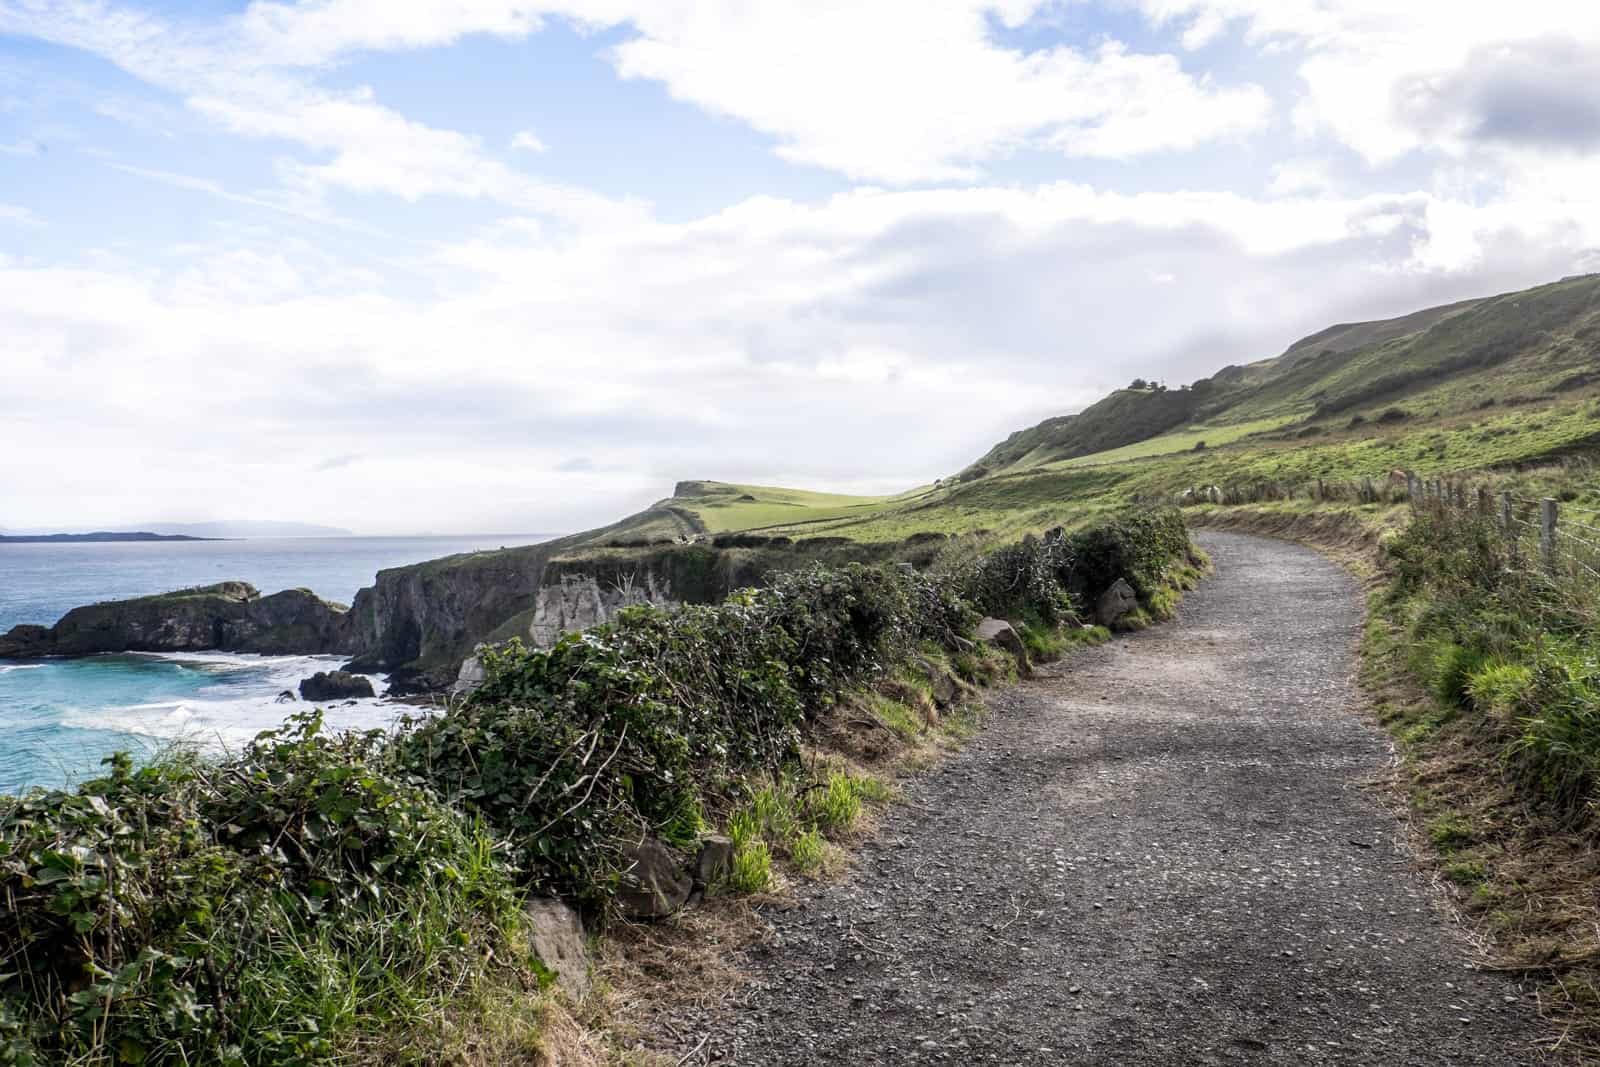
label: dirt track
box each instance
[716,531,1543,1064]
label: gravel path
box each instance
[718,531,1543,1065]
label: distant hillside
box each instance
[966,273,1600,477]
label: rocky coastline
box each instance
[0,581,352,660]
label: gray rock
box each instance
[526,898,591,1001]
[976,618,1030,676]
[616,836,693,919]
[912,655,960,708]
[1095,579,1140,627]
[693,834,735,888]
[298,670,376,702]
[452,647,488,696]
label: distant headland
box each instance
[0,531,220,544]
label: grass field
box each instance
[1049,414,1298,468]
[608,392,1600,549]
[673,482,934,534]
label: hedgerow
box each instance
[0,510,1194,1065]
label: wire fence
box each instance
[1163,470,1600,594]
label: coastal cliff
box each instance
[0,495,941,691]
[0,582,351,659]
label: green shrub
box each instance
[0,714,527,1066]
[1386,509,1600,821]
[1466,661,1533,717]
[1431,641,1487,707]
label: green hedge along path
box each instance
[710,531,1542,1065]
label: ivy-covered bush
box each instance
[396,563,978,907]
[947,533,1075,626]
[0,714,527,1067]
[1060,510,1192,605]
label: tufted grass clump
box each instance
[810,772,866,834]
[789,828,827,874]
[726,809,772,893]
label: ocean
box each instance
[0,535,552,795]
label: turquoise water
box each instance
[0,535,552,794]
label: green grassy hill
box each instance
[585,273,1600,548]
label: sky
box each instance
[2,2,1599,535]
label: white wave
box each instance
[63,693,401,752]
[0,664,46,673]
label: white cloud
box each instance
[0,1,635,225]
[7,0,1272,188]
[2,179,1592,531]
[601,3,1271,182]
[511,129,547,153]
[1122,1,1600,164]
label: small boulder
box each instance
[912,654,960,708]
[1095,579,1140,627]
[298,670,375,702]
[976,618,1030,676]
[525,898,591,1000]
[616,837,692,919]
[452,648,487,696]
[692,834,735,888]
[275,689,297,703]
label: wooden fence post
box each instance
[1477,486,1489,514]
[1541,498,1559,574]
[1501,490,1513,533]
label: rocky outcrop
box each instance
[527,569,677,645]
[338,541,577,691]
[616,837,694,919]
[525,899,591,1000]
[976,617,1030,675]
[299,670,376,701]
[0,582,351,660]
[1095,578,1139,627]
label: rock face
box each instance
[528,569,677,646]
[1095,578,1140,626]
[976,617,1031,675]
[525,899,591,1000]
[298,670,376,701]
[339,542,568,691]
[0,582,351,660]
[616,837,693,919]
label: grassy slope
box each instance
[586,274,1600,551]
